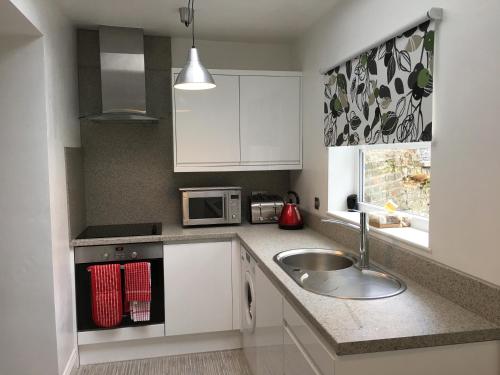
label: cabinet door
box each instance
[240,76,301,165]
[284,300,335,375]
[174,74,240,165]
[284,326,322,375]
[255,266,284,375]
[164,241,233,336]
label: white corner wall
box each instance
[6,0,80,374]
[0,33,58,375]
[171,37,299,70]
[292,0,500,286]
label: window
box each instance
[359,146,431,218]
[328,143,431,248]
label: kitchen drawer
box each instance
[284,300,335,375]
[284,324,322,375]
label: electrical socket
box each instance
[314,197,320,210]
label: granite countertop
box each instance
[71,223,500,356]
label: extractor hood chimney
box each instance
[87,26,158,123]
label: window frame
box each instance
[356,143,430,232]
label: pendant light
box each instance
[174,0,216,90]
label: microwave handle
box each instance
[182,192,189,225]
[223,192,229,220]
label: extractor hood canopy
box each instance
[86,26,158,123]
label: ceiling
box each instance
[0,0,40,36]
[55,0,338,43]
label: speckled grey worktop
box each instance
[71,224,500,356]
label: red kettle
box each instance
[279,191,304,230]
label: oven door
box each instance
[182,190,228,226]
[75,258,165,332]
[75,257,165,345]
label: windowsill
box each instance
[327,211,430,252]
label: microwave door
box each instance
[183,191,227,226]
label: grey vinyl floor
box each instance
[74,349,252,375]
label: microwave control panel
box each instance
[227,190,242,224]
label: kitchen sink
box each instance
[274,248,406,300]
[277,249,356,271]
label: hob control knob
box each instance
[103,252,109,260]
[131,251,138,259]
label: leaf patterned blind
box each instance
[324,20,435,147]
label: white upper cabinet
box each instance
[240,76,301,166]
[173,74,240,166]
[172,69,302,172]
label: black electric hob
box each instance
[76,223,162,239]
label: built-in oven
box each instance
[180,187,242,227]
[74,242,164,345]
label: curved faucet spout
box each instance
[322,212,370,269]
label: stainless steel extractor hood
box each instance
[87,26,158,123]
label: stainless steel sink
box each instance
[274,248,406,300]
[277,249,356,271]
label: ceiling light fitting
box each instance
[174,0,216,90]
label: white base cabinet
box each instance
[252,262,499,375]
[163,241,234,336]
[255,266,284,375]
[172,69,302,172]
[283,300,335,375]
[333,340,500,375]
[284,325,323,375]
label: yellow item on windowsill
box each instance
[383,200,398,213]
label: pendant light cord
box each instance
[190,0,195,48]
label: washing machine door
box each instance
[243,270,256,333]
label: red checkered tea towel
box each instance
[88,264,123,328]
[124,262,151,322]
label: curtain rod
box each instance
[319,7,443,75]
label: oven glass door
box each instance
[75,258,164,332]
[183,191,227,225]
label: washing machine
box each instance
[241,247,258,374]
[241,246,284,375]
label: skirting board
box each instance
[78,330,242,365]
[63,348,78,375]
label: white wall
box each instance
[6,0,80,373]
[0,20,58,375]
[172,37,298,70]
[292,0,500,286]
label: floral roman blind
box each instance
[324,20,435,147]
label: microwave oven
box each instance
[180,187,242,227]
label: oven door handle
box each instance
[87,265,127,272]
